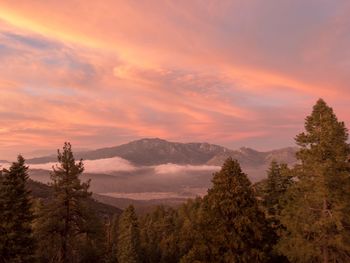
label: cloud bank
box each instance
[154,164,220,175]
[28,157,136,173]
[24,157,220,177]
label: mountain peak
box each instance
[136,138,166,143]
[26,138,297,168]
[238,147,259,154]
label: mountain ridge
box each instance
[26,138,298,167]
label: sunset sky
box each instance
[0,1,349,160]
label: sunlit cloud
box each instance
[0,1,349,159]
[154,164,220,175]
[29,157,136,173]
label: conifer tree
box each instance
[263,161,292,222]
[140,206,179,263]
[177,197,202,254]
[184,158,272,262]
[260,161,292,263]
[0,155,35,263]
[117,205,141,263]
[105,214,119,263]
[75,205,106,263]
[35,142,92,263]
[278,99,350,262]
[179,197,215,263]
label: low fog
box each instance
[4,157,268,201]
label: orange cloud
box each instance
[1,1,347,95]
[0,1,349,159]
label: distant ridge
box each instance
[26,138,228,165]
[26,138,298,167]
[206,146,298,167]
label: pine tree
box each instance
[140,206,179,263]
[260,161,292,263]
[175,197,204,262]
[117,205,141,263]
[179,197,215,263]
[0,155,35,263]
[105,214,119,263]
[35,142,92,263]
[75,205,106,263]
[183,158,272,262]
[263,161,292,222]
[277,99,350,262]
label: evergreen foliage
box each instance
[177,197,203,260]
[263,161,292,219]
[183,158,273,262]
[105,214,120,263]
[259,161,293,262]
[277,99,350,262]
[34,142,103,263]
[0,155,35,263]
[140,206,180,263]
[117,205,141,263]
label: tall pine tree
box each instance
[278,99,350,262]
[0,155,35,263]
[117,205,141,263]
[35,142,92,263]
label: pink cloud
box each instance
[0,1,349,159]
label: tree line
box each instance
[1,99,350,262]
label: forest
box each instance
[1,99,350,263]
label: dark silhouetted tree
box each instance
[0,155,35,263]
[34,142,98,263]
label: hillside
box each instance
[27,179,122,217]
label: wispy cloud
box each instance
[0,1,349,159]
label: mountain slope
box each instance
[206,146,298,167]
[27,138,230,165]
[28,178,182,215]
[27,179,122,217]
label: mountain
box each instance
[26,138,298,208]
[27,138,296,167]
[26,138,228,165]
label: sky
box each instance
[0,0,349,160]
